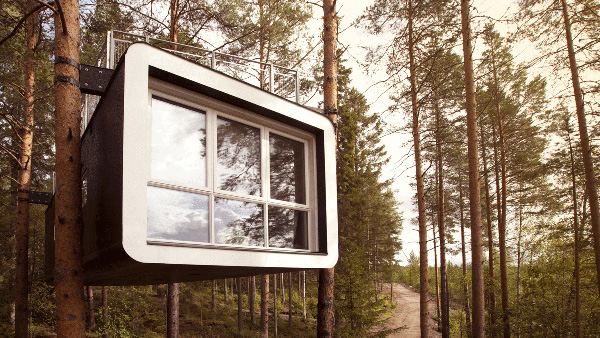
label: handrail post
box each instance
[106,31,112,68]
[269,64,274,93]
[295,70,300,103]
[211,51,216,69]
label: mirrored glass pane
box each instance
[268,206,308,249]
[269,134,305,204]
[151,98,206,187]
[214,198,264,246]
[217,117,261,196]
[147,186,209,242]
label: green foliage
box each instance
[334,60,403,337]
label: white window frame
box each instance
[146,79,318,253]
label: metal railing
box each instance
[83,30,301,133]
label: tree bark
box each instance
[318,1,336,337]
[288,272,293,326]
[260,275,269,338]
[407,0,430,336]
[102,287,108,338]
[302,271,306,319]
[250,276,256,325]
[167,283,179,338]
[168,0,179,48]
[480,119,497,333]
[274,274,278,337]
[568,132,581,338]
[86,286,97,330]
[436,100,450,338]
[14,4,37,337]
[459,174,472,338]
[560,0,600,297]
[238,277,243,334]
[433,216,441,328]
[54,0,85,334]
[492,52,511,338]
[460,0,486,336]
[212,280,216,310]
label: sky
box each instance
[322,1,523,265]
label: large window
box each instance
[146,92,315,252]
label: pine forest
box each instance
[0,0,599,337]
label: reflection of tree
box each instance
[268,206,307,249]
[221,204,265,246]
[269,134,305,203]
[217,117,261,195]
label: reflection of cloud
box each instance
[147,187,209,242]
[214,198,263,246]
[151,98,207,187]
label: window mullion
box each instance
[208,110,216,244]
[263,127,270,248]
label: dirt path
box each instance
[380,283,441,338]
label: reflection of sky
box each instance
[147,187,209,242]
[151,98,206,187]
[214,198,263,246]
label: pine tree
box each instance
[335,59,402,337]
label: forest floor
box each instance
[376,283,442,338]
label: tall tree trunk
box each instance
[238,277,243,334]
[492,55,511,338]
[407,0,429,336]
[224,279,228,303]
[168,0,179,49]
[102,287,108,338]
[86,286,96,330]
[14,4,38,337]
[250,276,256,325]
[318,1,337,337]
[460,0,486,336]
[274,274,278,337]
[212,280,216,310]
[568,133,581,338]
[302,271,306,319]
[433,214,441,327]
[54,0,85,334]
[281,273,285,302]
[436,101,450,338]
[167,283,179,338]
[480,119,497,333]
[516,189,523,338]
[260,275,269,338]
[560,0,600,297]
[459,174,472,338]
[288,272,293,326]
